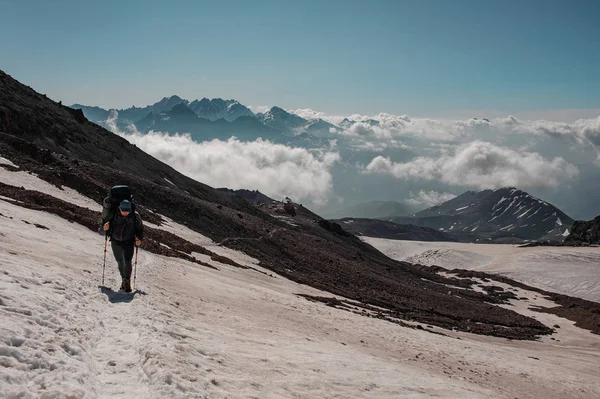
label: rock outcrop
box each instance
[564,215,600,245]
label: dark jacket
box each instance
[110,211,144,243]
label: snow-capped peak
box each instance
[407,187,574,242]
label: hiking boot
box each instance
[123,279,132,293]
[120,279,126,291]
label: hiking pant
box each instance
[111,240,134,280]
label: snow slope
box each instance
[1,171,600,398]
[0,168,100,212]
[363,237,600,303]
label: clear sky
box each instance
[1,0,598,117]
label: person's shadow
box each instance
[98,286,147,303]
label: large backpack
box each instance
[101,185,136,224]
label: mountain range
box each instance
[72,96,339,144]
[134,103,285,142]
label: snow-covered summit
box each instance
[394,187,574,242]
[188,97,254,121]
[255,106,308,133]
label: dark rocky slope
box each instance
[217,188,276,204]
[564,215,600,245]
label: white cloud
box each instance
[288,109,478,141]
[516,116,600,146]
[106,111,340,206]
[420,108,600,123]
[286,109,600,155]
[248,105,271,114]
[123,132,340,205]
[291,108,329,121]
[406,190,457,207]
[105,109,120,132]
[351,141,387,152]
[363,141,579,190]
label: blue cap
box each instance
[119,200,132,212]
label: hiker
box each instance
[102,198,143,292]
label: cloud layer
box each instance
[292,108,600,152]
[107,111,340,206]
[363,141,579,190]
[248,105,271,114]
[102,108,599,218]
[406,190,457,207]
[124,131,339,205]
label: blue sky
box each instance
[1,0,598,118]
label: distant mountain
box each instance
[256,106,308,134]
[135,104,285,142]
[135,103,210,134]
[217,188,275,204]
[151,95,189,113]
[364,119,380,127]
[330,218,459,242]
[208,116,285,142]
[305,119,339,136]
[189,98,254,122]
[119,95,189,124]
[72,98,347,142]
[339,118,355,129]
[326,200,417,220]
[564,215,600,245]
[73,95,252,126]
[392,188,573,243]
[71,95,188,125]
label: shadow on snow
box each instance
[98,285,147,303]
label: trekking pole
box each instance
[102,235,108,285]
[133,246,139,290]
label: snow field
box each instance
[364,237,600,302]
[0,166,101,211]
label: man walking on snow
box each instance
[102,199,143,292]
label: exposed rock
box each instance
[283,197,296,217]
[564,215,600,245]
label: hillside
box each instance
[217,188,276,204]
[330,218,459,242]
[393,188,573,243]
